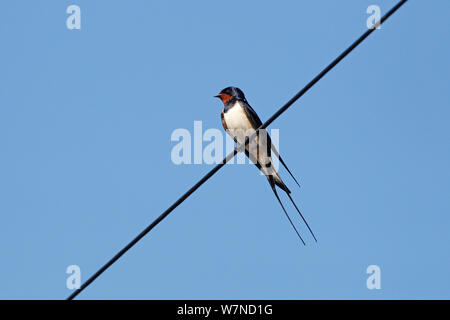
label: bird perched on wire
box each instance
[215,86,316,245]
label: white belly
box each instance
[223,102,254,143]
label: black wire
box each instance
[67,0,408,300]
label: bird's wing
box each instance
[240,102,273,169]
[241,101,270,154]
[243,102,317,243]
[243,102,301,188]
[241,102,263,128]
[270,145,301,188]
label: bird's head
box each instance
[214,86,246,106]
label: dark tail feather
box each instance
[274,175,291,194]
[278,155,301,188]
[286,192,317,242]
[268,176,305,246]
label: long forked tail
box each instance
[271,174,318,243]
[286,192,318,242]
[268,176,305,246]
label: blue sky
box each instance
[1,0,449,299]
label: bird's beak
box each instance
[214,94,221,98]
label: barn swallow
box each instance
[215,86,317,245]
